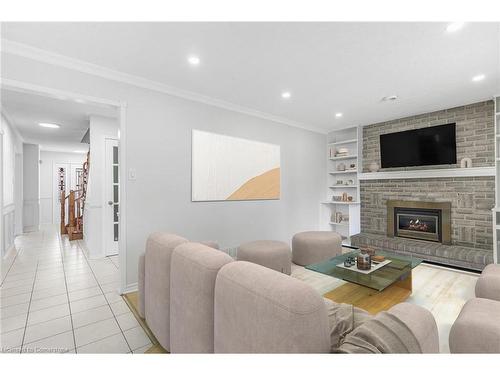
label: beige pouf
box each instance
[292,231,342,266]
[449,298,500,353]
[237,240,292,275]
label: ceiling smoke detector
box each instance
[382,95,398,102]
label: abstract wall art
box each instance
[192,130,280,201]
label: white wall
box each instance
[1,113,23,257]
[83,115,118,258]
[39,150,86,225]
[23,143,40,232]
[1,52,326,290]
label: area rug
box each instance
[122,292,168,353]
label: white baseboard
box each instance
[121,282,138,295]
[3,244,17,260]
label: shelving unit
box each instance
[321,126,361,245]
[493,96,500,264]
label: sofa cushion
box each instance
[214,261,330,353]
[449,298,500,353]
[170,242,233,353]
[144,232,188,351]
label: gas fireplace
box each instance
[387,200,451,244]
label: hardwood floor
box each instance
[291,262,478,353]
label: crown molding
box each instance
[2,39,327,134]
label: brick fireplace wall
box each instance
[360,100,495,252]
[360,177,494,250]
[363,100,494,171]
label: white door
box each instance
[105,139,119,256]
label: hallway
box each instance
[1,225,151,353]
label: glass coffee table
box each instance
[306,250,423,314]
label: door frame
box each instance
[1,78,129,294]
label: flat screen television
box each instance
[380,123,457,168]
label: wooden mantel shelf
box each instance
[358,166,495,180]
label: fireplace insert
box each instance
[394,207,441,242]
[386,200,451,245]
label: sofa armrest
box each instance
[388,303,439,353]
[138,252,145,318]
[475,275,500,301]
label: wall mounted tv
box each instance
[380,123,457,168]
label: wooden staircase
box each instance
[61,152,89,241]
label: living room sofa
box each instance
[214,261,439,353]
[139,233,439,353]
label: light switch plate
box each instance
[128,168,137,181]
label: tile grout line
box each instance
[0,246,21,287]
[56,228,78,353]
[75,240,135,353]
[19,259,39,353]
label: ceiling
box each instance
[2,22,500,132]
[1,88,117,152]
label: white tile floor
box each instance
[1,225,152,354]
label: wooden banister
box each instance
[60,151,89,240]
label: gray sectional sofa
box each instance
[138,232,440,353]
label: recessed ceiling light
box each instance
[39,123,60,129]
[382,95,398,102]
[73,150,88,154]
[187,55,200,66]
[335,113,343,118]
[281,91,291,99]
[446,22,465,33]
[472,74,485,82]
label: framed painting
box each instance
[192,130,280,201]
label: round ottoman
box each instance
[237,240,292,275]
[292,231,342,266]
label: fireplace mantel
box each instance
[359,166,495,180]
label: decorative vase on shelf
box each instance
[460,158,472,168]
[368,162,380,172]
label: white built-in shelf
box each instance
[321,201,361,205]
[329,155,357,161]
[359,167,495,180]
[328,138,358,146]
[329,221,349,226]
[324,126,361,247]
[329,170,358,174]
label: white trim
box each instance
[2,243,16,261]
[1,78,121,108]
[2,39,326,135]
[121,282,138,295]
[2,203,15,214]
[359,167,495,180]
[0,109,25,144]
[118,104,128,294]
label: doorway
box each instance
[1,79,127,293]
